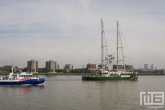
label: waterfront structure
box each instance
[144,64,148,70]
[144,64,155,70]
[46,60,56,72]
[27,60,38,73]
[150,64,155,70]
[113,64,133,71]
[56,64,59,70]
[98,64,108,70]
[64,64,73,72]
[87,63,96,73]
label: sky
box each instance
[0,0,165,69]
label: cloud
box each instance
[0,0,165,69]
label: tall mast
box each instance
[117,21,119,71]
[101,19,104,70]
[120,32,126,71]
[117,21,126,71]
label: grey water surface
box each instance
[0,75,165,110]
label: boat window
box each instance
[103,73,108,74]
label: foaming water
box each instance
[0,75,165,110]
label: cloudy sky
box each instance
[0,0,165,69]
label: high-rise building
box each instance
[46,60,56,72]
[144,64,148,70]
[150,64,155,70]
[27,60,38,73]
[64,64,73,72]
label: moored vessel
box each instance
[82,19,138,81]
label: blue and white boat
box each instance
[0,66,45,85]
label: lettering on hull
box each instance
[121,75,130,78]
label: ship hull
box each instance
[0,78,45,85]
[82,73,138,81]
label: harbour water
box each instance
[0,75,165,110]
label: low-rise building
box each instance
[87,63,96,73]
[64,64,73,73]
[113,64,133,71]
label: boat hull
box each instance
[82,73,138,81]
[0,78,45,85]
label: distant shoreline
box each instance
[0,73,165,76]
[34,73,92,75]
[0,73,92,75]
[36,73,165,76]
[138,73,165,75]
